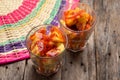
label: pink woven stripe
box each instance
[0,50,30,65]
[0,0,39,26]
[0,18,3,25]
[66,0,79,3]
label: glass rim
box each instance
[59,2,97,33]
[26,24,67,59]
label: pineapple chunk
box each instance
[57,43,65,52]
[65,18,76,27]
[31,45,39,55]
[50,27,65,43]
[77,13,89,24]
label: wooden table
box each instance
[0,0,120,80]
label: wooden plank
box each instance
[61,0,96,80]
[61,36,96,80]
[0,61,26,80]
[24,59,61,80]
[94,0,120,80]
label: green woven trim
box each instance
[0,36,25,46]
[0,0,45,29]
[44,0,62,24]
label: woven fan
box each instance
[0,0,79,65]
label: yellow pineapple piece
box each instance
[65,18,76,27]
[74,7,80,13]
[77,12,89,24]
[51,31,64,42]
[31,45,39,55]
[50,27,65,43]
[57,43,65,52]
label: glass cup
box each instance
[26,25,67,76]
[59,3,97,52]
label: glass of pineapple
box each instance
[59,3,97,52]
[26,25,67,76]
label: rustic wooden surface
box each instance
[0,0,120,80]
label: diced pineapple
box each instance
[56,43,65,52]
[30,32,43,42]
[64,10,75,18]
[30,33,36,41]
[38,27,46,34]
[60,20,66,27]
[50,27,65,43]
[85,24,91,30]
[74,7,80,13]
[88,15,93,25]
[77,13,89,24]
[31,45,40,55]
[29,26,65,58]
[46,43,65,57]
[35,32,43,39]
[65,18,76,27]
[31,42,36,50]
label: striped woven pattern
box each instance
[0,0,79,65]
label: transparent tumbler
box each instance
[26,25,67,76]
[59,3,97,52]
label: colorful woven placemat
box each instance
[0,0,79,65]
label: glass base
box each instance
[33,63,61,77]
[66,44,86,53]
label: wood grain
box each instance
[94,0,120,80]
[61,37,96,80]
[0,61,25,80]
